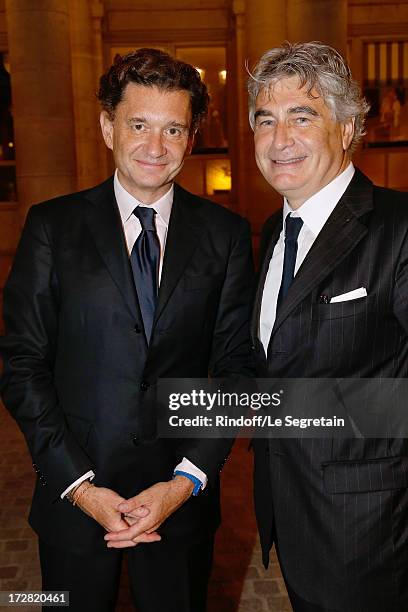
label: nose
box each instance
[145,130,166,158]
[273,122,294,150]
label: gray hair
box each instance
[248,41,370,153]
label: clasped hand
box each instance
[75,477,194,548]
[105,476,194,548]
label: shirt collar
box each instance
[283,162,355,236]
[114,169,173,227]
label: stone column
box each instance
[231,0,248,217]
[91,0,108,182]
[242,0,287,230]
[69,0,102,190]
[5,0,76,221]
[287,0,348,57]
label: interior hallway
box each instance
[0,403,291,611]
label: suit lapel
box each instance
[271,169,374,337]
[154,183,204,325]
[251,212,282,344]
[83,178,142,323]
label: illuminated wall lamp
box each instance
[206,161,231,195]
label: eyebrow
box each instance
[128,117,189,129]
[128,117,147,124]
[288,105,319,117]
[254,105,320,121]
[254,109,272,121]
[166,121,190,129]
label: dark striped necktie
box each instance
[276,214,303,312]
[130,206,160,343]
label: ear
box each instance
[100,111,114,150]
[186,129,196,155]
[341,117,355,151]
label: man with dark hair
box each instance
[98,48,208,132]
[0,48,253,612]
[249,42,408,611]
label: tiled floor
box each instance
[0,404,291,611]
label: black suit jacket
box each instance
[252,169,408,611]
[0,178,254,555]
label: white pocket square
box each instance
[330,287,367,303]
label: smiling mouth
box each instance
[273,157,307,165]
[136,159,168,167]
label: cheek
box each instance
[254,135,269,158]
[175,143,188,159]
[112,135,127,154]
[298,130,322,149]
[303,133,335,160]
[171,143,190,163]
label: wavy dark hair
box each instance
[98,48,209,132]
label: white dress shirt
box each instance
[61,172,207,498]
[259,163,355,353]
[114,169,172,276]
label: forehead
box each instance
[119,83,192,119]
[255,75,327,113]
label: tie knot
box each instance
[134,206,156,231]
[285,214,303,242]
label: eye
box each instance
[294,116,310,125]
[131,123,145,132]
[256,119,275,129]
[166,127,183,137]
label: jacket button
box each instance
[134,324,142,334]
[131,432,141,446]
[140,381,149,392]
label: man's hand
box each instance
[104,476,195,549]
[74,483,159,544]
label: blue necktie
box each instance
[130,207,160,343]
[276,214,303,311]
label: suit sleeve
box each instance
[0,205,93,500]
[177,217,255,483]
[208,218,255,378]
[394,225,408,335]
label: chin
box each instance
[136,172,165,184]
[270,177,304,193]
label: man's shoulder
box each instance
[372,182,408,212]
[367,181,408,236]
[27,177,113,220]
[174,183,248,228]
[349,167,406,213]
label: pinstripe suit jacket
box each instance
[252,169,408,611]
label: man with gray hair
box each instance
[250,41,408,611]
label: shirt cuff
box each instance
[60,470,95,499]
[174,458,208,491]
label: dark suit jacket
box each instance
[0,178,254,555]
[252,169,408,611]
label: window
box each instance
[176,46,228,152]
[363,40,408,146]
